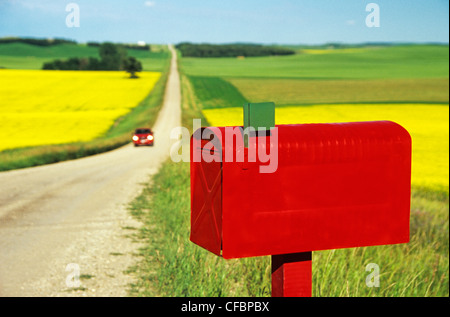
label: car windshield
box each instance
[135,129,151,134]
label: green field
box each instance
[180,45,449,79]
[188,76,249,109]
[178,44,448,109]
[0,42,169,71]
[228,77,449,105]
[128,44,449,297]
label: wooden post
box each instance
[271,252,312,297]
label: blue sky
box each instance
[0,0,448,45]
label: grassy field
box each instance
[0,42,169,71]
[179,44,448,109]
[228,77,449,105]
[0,47,170,171]
[188,76,248,109]
[180,45,449,79]
[128,44,449,297]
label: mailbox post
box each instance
[245,102,312,297]
[190,102,411,297]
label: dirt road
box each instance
[0,45,181,296]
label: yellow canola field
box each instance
[0,69,160,151]
[202,104,449,191]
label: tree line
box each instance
[42,42,142,78]
[0,37,76,46]
[86,41,151,51]
[175,43,296,57]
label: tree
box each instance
[41,42,143,71]
[123,56,142,78]
[98,42,127,70]
[86,57,102,70]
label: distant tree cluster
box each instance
[87,41,151,51]
[175,43,296,57]
[42,42,142,77]
[0,37,76,46]
[42,57,93,70]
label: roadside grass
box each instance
[127,159,272,297]
[127,154,448,297]
[127,73,271,297]
[0,59,170,171]
[315,185,449,297]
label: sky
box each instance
[0,0,448,45]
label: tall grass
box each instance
[127,160,272,297]
[313,185,449,296]
[127,159,448,297]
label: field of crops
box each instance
[0,69,161,151]
[180,45,449,79]
[184,44,449,193]
[0,42,170,71]
[227,77,449,105]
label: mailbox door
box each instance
[190,128,223,256]
[221,121,411,259]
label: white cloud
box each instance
[144,1,156,7]
[346,20,356,26]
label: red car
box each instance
[132,128,154,146]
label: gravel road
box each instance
[0,45,181,296]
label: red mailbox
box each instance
[190,104,411,296]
